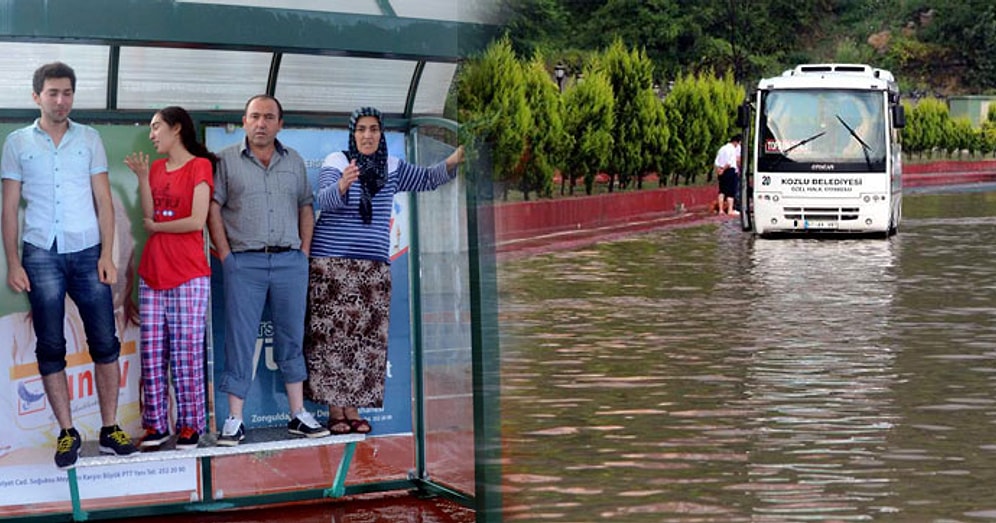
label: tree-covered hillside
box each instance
[499,0,996,95]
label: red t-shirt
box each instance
[138,157,214,290]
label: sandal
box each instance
[347,418,372,434]
[328,418,352,435]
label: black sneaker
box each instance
[54,428,81,470]
[288,410,330,438]
[217,417,245,447]
[139,428,170,449]
[99,425,139,456]
[176,427,200,450]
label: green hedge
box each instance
[456,37,744,198]
[903,98,996,158]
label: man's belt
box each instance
[241,245,294,254]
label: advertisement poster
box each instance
[204,126,414,436]
[0,123,198,507]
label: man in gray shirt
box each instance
[207,94,329,445]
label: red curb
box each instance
[495,162,996,258]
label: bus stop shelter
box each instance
[0,1,502,520]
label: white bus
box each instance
[739,64,906,236]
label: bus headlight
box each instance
[865,218,873,226]
[864,195,871,203]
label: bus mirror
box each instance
[736,103,750,128]
[893,105,906,129]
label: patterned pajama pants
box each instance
[139,276,209,433]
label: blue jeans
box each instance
[22,242,120,376]
[218,249,309,399]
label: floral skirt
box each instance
[304,257,392,408]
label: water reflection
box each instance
[135,496,473,523]
[499,191,996,522]
[738,239,901,521]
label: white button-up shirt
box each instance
[714,142,740,174]
[1,119,107,253]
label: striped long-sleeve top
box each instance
[310,151,456,262]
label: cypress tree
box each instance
[456,36,530,200]
[563,66,615,195]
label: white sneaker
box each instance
[288,410,330,438]
[217,417,245,447]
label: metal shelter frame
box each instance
[0,1,502,521]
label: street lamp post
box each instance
[554,63,565,92]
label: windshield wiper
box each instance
[835,114,872,169]
[769,130,826,168]
[782,130,826,155]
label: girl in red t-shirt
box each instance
[125,106,215,450]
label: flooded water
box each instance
[499,189,996,522]
[135,494,474,523]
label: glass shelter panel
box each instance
[0,43,109,109]
[414,128,475,494]
[176,0,382,15]
[117,47,271,110]
[178,0,498,23]
[394,0,500,23]
[413,62,458,116]
[275,55,415,114]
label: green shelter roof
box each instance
[0,0,499,117]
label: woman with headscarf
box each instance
[306,107,463,434]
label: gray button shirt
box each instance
[213,138,313,252]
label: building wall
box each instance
[949,96,996,127]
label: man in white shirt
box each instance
[713,134,742,216]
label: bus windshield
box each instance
[758,89,887,173]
